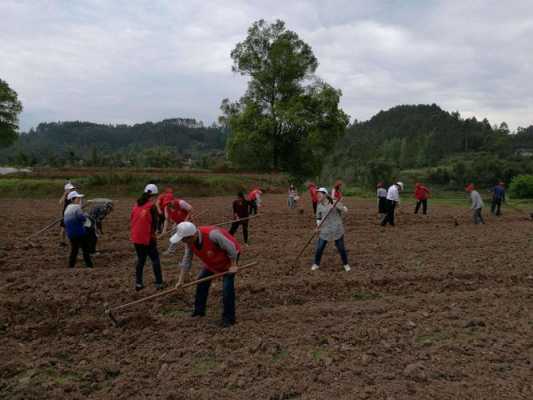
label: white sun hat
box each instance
[144,183,159,195]
[64,183,75,190]
[397,182,404,190]
[67,191,84,201]
[170,222,198,244]
[317,187,329,195]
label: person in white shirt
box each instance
[466,183,485,224]
[381,182,404,227]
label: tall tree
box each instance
[222,20,349,177]
[0,79,23,148]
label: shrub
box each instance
[509,175,533,199]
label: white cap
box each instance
[67,191,84,201]
[169,222,197,244]
[64,183,75,190]
[144,183,159,195]
[317,187,329,195]
[397,182,404,190]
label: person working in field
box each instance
[229,191,250,244]
[466,183,485,225]
[311,187,351,272]
[414,182,431,215]
[307,182,319,214]
[381,181,404,227]
[86,199,114,255]
[59,181,76,247]
[64,191,93,269]
[159,196,193,236]
[248,188,263,215]
[376,182,388,216]
[170,221,241,327]
[490,181,506,216]
[155,187,174,234]
[288,184,298,209]
[130,184,164,291]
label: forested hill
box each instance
[0,118,228,167]
[321,104,533,187]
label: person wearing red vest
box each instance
[130,184,164,291]
[155,187,174,233]
[170,222,241,327]
[331,180,343,201]
[307,182,319,214]
[414,182,431,215]
[247,188,263,215]
[159,197,192,237]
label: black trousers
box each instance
[229,220,248,243]
[414,199,428,215]
[312,202,318,214]
[249,200,258,215]
[381,200,397,226]
[491,199,502,216]
[134,241,163,287]
[69,235,93,268]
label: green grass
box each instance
[191,355,219,375]
[415,331,449,345]
[351,291,382,301]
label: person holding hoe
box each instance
[490,181,506,216]
[159,196,193,237]
[130,184,164,291]
[376,181,388,215]
[229,191,250,245]
[331,180,343,201]
[170,221,241,327]
[155,187,174,234]
[248,188,263,215]
[311,187,351,272]
[466,183,485,224]
[414,182,431,215]
[381,181,404,227]
[59,181,76,247]
[307,182,319,214]
[64,190,93,269]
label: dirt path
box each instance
[1,195,532,399]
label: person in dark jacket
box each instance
[491,181,506,216]
[376,182,388,215]
[229,192,250,244]
[64,191,93,268]
[130,184,164,291]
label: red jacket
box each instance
[157,192,173,212]
[167,198,189,224]
[130,201,156,245]
[248,189,261,201]
[191,226,241,274]
[308,185,318,203]
[415,185,430,200]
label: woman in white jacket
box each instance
[311,188,351,272]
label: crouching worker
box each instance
[311,187,351,272]
[64,191,93,268]
[170,222,241,327]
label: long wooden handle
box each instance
[293,198,341,263]
[213,214,259,227]
[25,217,63,241]
[106,261,258,313]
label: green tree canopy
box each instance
[221,19,349,178]
[0,79,23,148]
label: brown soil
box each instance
[1,195,532,399]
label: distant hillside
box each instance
[321,104,533,187]
[0,118,228,168]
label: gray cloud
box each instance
[1,0,532,131]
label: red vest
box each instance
[191,226,241,273]
[167,198,189,223]
[248,189,260,201]
[157,192,173,211]
[130,201,155,245]
[308,185,318,202]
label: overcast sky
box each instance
[1,0,532,132]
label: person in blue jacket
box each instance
[491,181,506,216]
[63,191,93,268]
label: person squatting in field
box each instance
[248,188,263,215]
[160,196,193,237]
[59,181,76,247]
[229,192,250,244]
[491,181,506,216]
[466,183,485,224]
[307,182,319,214]
[376,182,388,216]
[414,182,431,215]
[155,187,174,234]
[381,182,404,227]
[130,184,164,291]
[311,187,351,272]
[288,184,298,209]
[63,190,93,269]
[170,221,241,327]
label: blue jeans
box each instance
[194,268,236,323]
[314,236,348,266]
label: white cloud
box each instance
[0,0,532,131]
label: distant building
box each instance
[516,148,533,157]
